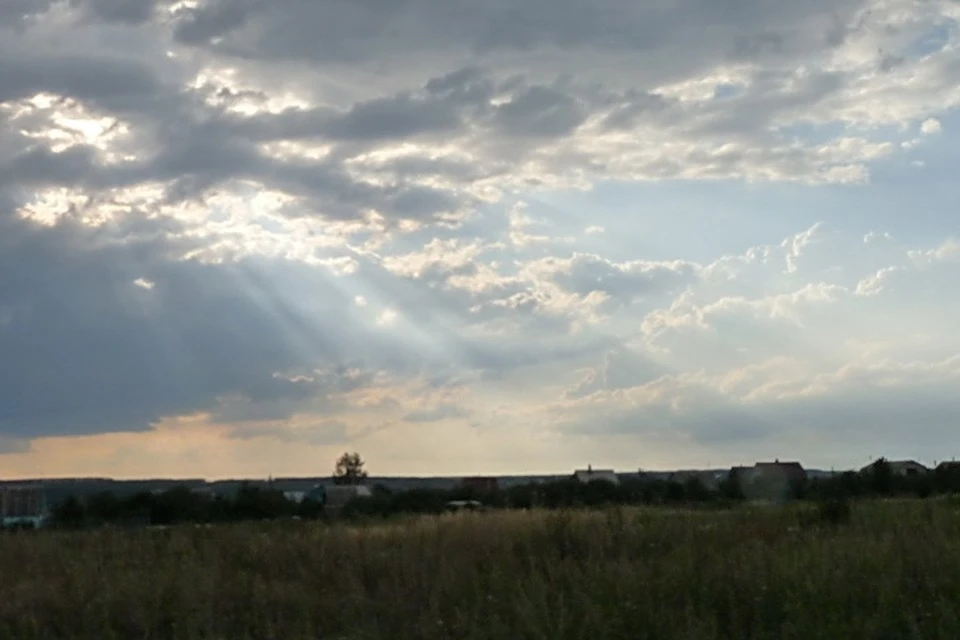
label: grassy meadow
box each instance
[3,500,960,639]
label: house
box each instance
[935,461,960,476]
[1,484,49,529]
[859,459,929,477]
[573,466,620,485]
[935,461,960,487]
[732,461,807,503]
[889,460,929,476]
[460,477,500,493]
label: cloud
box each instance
[80,0,159,26]
[3,0,957,240]
[553,354,960,465]
[0,436,31,455]
[547,227,960,464]
[528,253,699,303]
[227,420,353,447]
[403,403,469,423]
[1,0,959,473]
[0,214,357,438]
[921,117,943,135]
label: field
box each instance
[3,500,960,639]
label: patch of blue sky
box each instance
[389,107,959,270]
[253,216,288,234]
[524,148,958,266]
[776,121,918,151]
[713,83,746,100]
[773,122,850,145]
[905,22,955,59]
[525,180,827,264]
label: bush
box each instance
[815,497,852,526]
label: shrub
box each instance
[815,496,852,526]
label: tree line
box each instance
[35,456,960,530]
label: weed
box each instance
[1,501,959,638]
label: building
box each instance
[573,466,620,485]
[889,460,929,476]
[1,484,49,529]
[935,461,960,476]
[460,477,499,493]
[732,461,807,503]
[859,459,929,477]
[935,461,960,488]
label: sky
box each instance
[1,0,959,480]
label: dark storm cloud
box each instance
[0,54,160,108]
[0,200,620,439]
[168,0,865,73]
[324,94,465,141]
[0,145,100,191]
[78,0,161,25]
[171,0,255,45]
[0,213,355,438]
[0,0,902,232]
[491,85,587,138]
[0,0,56,28]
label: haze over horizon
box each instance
[1,0,959,481]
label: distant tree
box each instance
[664,481,686,503]
[505,484,536,509]
[152,486,211,524]
[718,475,745,501]
[52,495,86,528]
[682,477,712,502]
[582,478,623,506]
[86,491,121,524]
[333,452,368,485]
[232,482,293,521]
[837,470,864,498]
[865,457,894,496]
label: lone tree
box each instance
[333,452,368,485]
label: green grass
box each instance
[3,500,960,639]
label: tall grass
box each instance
[2,500,960,638]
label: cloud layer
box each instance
[1,0,958,476]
